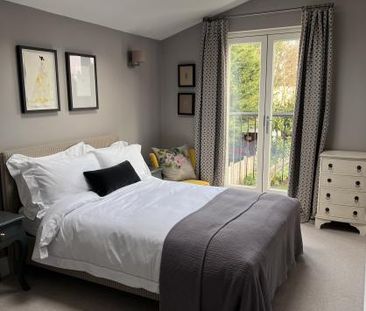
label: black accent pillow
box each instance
[83,161,140,197]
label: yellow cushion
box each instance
[187,148,195,168]
[149,153,159,169]
[182,179,210,186]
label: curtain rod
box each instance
[223,3,334,19]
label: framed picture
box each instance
[178,64,195,87]
[65,52,98,110]
[178,93,195,116]
[16,46,60,113]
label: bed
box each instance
[0,135,303,310]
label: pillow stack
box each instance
[6,140,150,220]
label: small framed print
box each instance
[65,52,98,111]
[178,64,195,87]
[16,46,60,113]
[178,93,195,116]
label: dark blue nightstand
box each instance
[0,211,30,291]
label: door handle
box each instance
[265,115,271,134]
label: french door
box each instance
[226,28,300,192]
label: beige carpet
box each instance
[0,223,365,311]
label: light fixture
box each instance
[128,50,145,67]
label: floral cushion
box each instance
[152,145,197,181]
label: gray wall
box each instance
[2,0,366,155]
[160,24,201,147]
[0,1,161,156]
[160,0,366,152]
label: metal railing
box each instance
[227,112,293,190]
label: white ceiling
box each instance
[6,0,250,40]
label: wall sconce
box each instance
[128,50,145,67]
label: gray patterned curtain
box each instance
[194,18,228,186]
[288,4,334,222]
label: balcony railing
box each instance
[227,112,293,191]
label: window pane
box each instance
[269,39,300,191]
[227,42,261,188]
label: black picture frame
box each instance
[178,93,195,116]
[16,45,61,113]
[65,52,99,111]
[178,64,195,87]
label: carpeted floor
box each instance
[0,223,365,311]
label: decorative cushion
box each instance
[84,161,140,197]
[152,145,196,181]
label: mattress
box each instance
[19,207,41,236]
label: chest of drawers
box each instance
[315,151,366,235]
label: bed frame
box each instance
[0,134,159,301]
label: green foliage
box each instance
[230,43,261,113]
[243,174,256,186]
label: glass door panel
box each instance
[227,37,266,190]
[265,35,300,192]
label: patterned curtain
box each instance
[194,18,228,186]
[288,4,334,222]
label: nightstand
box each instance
[0,211,30,290]
[150,167,163,179]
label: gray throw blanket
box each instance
[160,188,303,311]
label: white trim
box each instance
[263,32,301,192]
[225,27,301,193]
[225,35,267,192]
[228,26,302,40]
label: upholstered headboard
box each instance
[0,134,119,213]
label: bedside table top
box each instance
[0,211,24,228]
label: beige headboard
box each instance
[0,134,119,213]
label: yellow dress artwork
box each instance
[29,56,53,107]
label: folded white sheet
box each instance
[32,177,225,293]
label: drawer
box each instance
[0,222,23,243]
[321,158,366,176]
[319,188,366,208]
[320,174,366,191]
[318,203,365,221]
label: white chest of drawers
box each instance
[315,151,366,235]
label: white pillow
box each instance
[21,153,100,219]
[91,144,151,179]
[6,142,88,219]
[84,140,128,152]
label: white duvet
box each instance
[32,177,225,293]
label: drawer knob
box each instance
[357,165,362,172]
[354,196,359,203]
[353,211,358,217]
[355,181,361,187]
[326,193,331,199]
[328,163,333,170]
[325,207,330,213]
[327,178,332,183]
